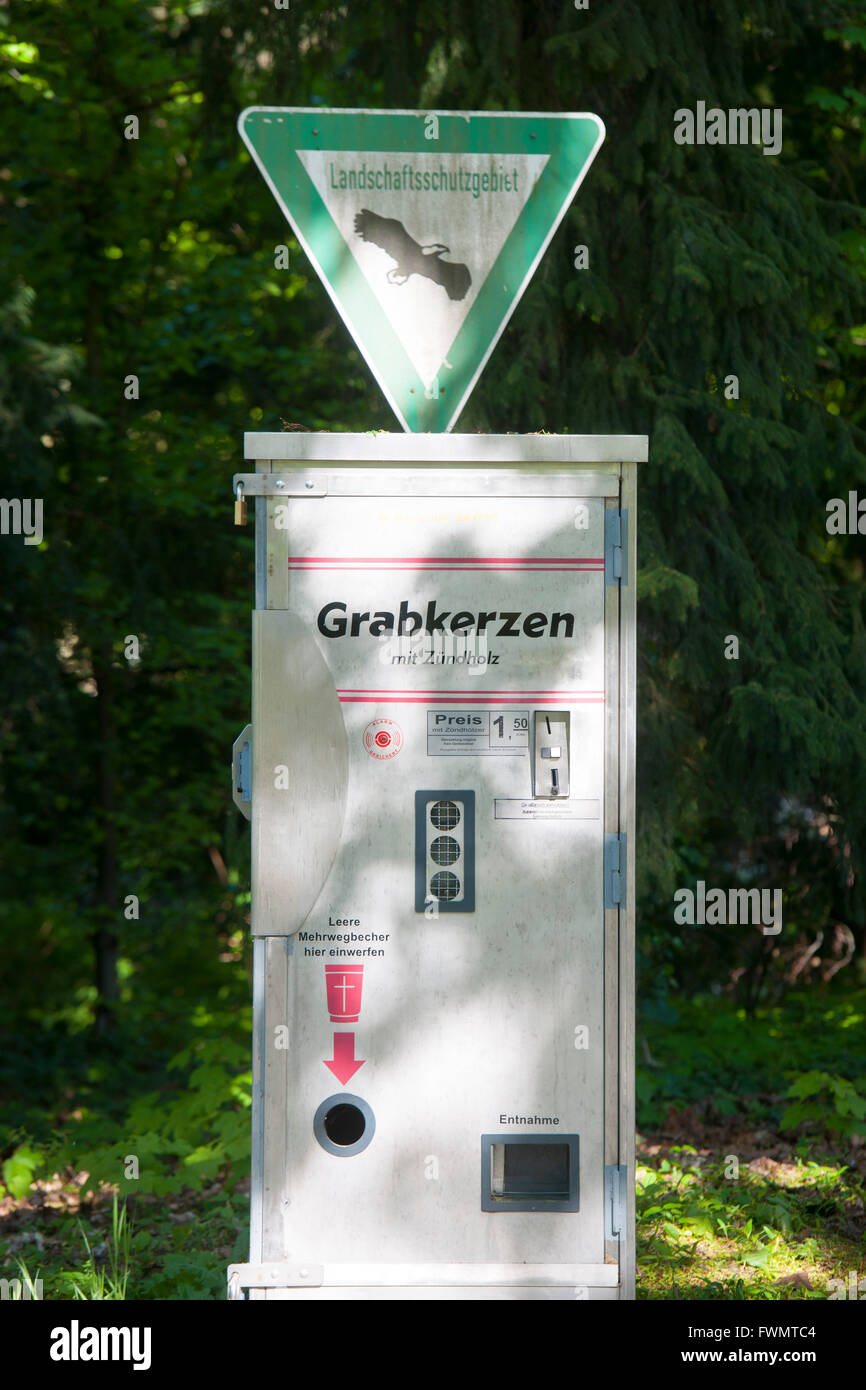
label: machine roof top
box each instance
[243,433,648,464]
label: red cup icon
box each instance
[325,964,364,1023]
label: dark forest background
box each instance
[1,0,864,1299]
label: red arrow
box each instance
[324,1032,365,1086]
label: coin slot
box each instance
[532,710,570,799]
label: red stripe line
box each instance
[286,561,603,567]
[287,561,602,565]
[339,696,605,704]
[339,692,603,700]
[284,550,603,556]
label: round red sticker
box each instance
[363,719,404,760]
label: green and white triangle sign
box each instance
[238,108,604,432]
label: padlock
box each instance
[234,483,247,526]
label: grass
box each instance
[633,986,866,1298]
[3,1178,249,1300]
[65,1193,131,1300]
[636,1143,865,1299]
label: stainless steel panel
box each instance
[262,1285,619,1300]
[243,431,649,463]
[237,468,620,498]
[231,1259,617,1289]
[618,462,638,1301]
[255,491,606,1267]
[603,493,621,1275]
[258,936,291,1263]
[251,611,349,936]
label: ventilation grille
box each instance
[415,791,475,913]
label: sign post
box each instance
[229,110,644,1303]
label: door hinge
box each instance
[604,1165,627,1241]
[604,507,628,587]
[227,1262,324,1298]
[604,833,627,910]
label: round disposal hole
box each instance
[324,1103,365,1147]
[313,1093,375,1157]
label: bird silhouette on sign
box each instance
[354,209,471,302]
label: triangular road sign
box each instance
[238,108,604,432]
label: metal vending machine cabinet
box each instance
[228,430,643,1301]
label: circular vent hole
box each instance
[430,835,460,866]
[430,800,460,831]
[431,870,460,901]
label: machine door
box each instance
[251,486,617,1279]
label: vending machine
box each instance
[227,429,642,1300]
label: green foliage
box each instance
[46,1033,251,1200]
[129,1191,248,1300]
[63,1195,131,1301]
[2,1142,43,1200]
[781,1070,866,1140]
[5,1187,248,1301]
[140,1250,226,1301]
[637,1146,861,1299]
[637,989,866,1129]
